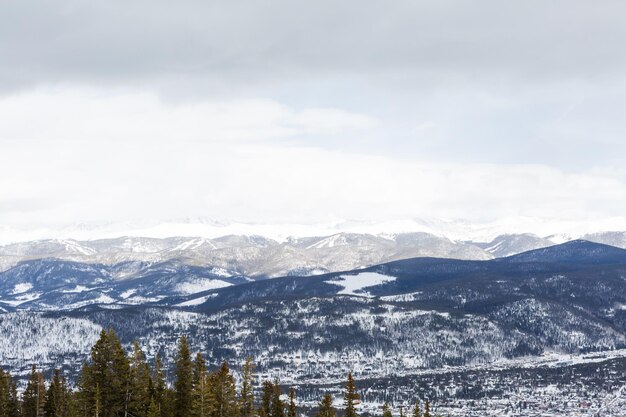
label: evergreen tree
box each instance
[239,358,255,417]
[150,354,166,414]
[212,362,238,417]
[343,372,359,417]
[258,381,274,417]
[128,342,152,417]
[286,388,296,417]
[76,363,95,417]
[412,400,421,417]
[158,390,176,417]
[22,365,46,417]
[381,403,392,417]
[82,329,131,417]
[0,369,7,417]
[44,369,66,417]
[269,382,284,417]
[314,394,335,417]
[146,399,160,417]
[0,370,19,417]
[8,378,19,417]
[174,336,193,417]
[191,353,214,417]
[423,401,431,417]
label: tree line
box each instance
[0,329,444,417]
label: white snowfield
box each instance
[326,272,396,297]
[174,278,232,295]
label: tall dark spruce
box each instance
[173,336,192,417]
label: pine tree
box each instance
[0,369,7,417]
[83,329,131,417]
[258,381,274,417]
[174,336,193,417]
[270,382,284,417]
[191,353,214,417]
[147,399,160,417]
[22,365,46,417]
[343,372,359,417]
[158,390,176,417]
[44,369,67,417]
[64,391,80,417]
[7,378,19,417]
[314,394,335,417]
[129,342,152,417]
[150,353,166,414]
[239,357,255,417]
[0,369,19,417]
[287,388,296,417]
[412,400,421,417]
[212,362,238,417]
[381,402,392,417]
[423,401,431,417]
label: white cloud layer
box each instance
[1,88,625,242]
[2,2,626,241]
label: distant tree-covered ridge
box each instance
[0,329,446,417]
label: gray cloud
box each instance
[3,1,626,91]
[1,1,626,233]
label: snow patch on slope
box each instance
[12,283,33,294]
[327,272,396,298]
[61,285,91,293]
[174,278,232,295]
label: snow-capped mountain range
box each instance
[2,230,626,276]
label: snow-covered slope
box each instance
[0,232,493,277]
[475,233,556,257]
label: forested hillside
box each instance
[0,330,442,417]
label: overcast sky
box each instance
[2,0,626,239]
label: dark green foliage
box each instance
[150,354,166,415]
[239,358,255,417]
[0,369,20,417]
[343,372,359,417]
[44,369,68,417]
[314,394,336,417]
[270,381,285,417]
[259,381,273,417]
[212,362,238,417]
[147,399,160,417]
[22,366,45,417]
[412,400,421,417]
[287,387,296,417]
[423,400,431,417]
[191,353,213,417]
[381,402,392,417]
[129,341,152,417]
[174,335,192,417]
[79,329,130,417]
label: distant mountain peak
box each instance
[503,239,626,264]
